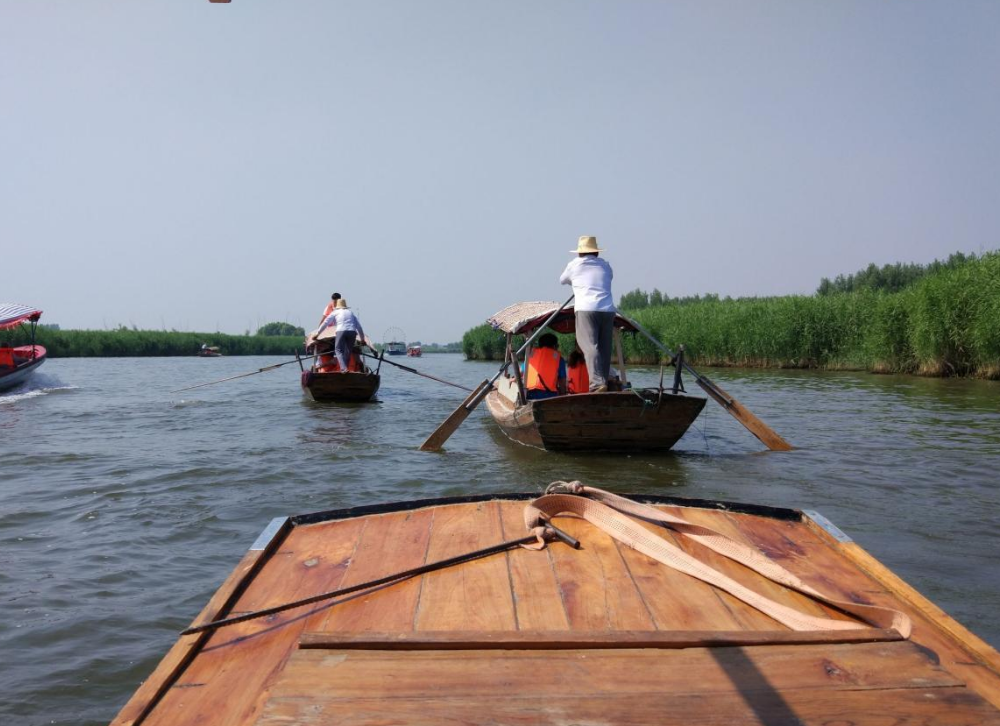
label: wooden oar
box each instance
[626,318,792,451]
[360,353,473,392]
[169,358,303,394]
[420,294,576,452]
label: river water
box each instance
[2,354,999,725]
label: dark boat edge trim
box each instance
[289,491,802,527]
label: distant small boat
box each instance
[198,345,222,358]
[0,303,47,393]
[384,327,407,356]
[407,344,422,357]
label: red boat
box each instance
[0,303,47,392]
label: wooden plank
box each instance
[739,511,1000,711]
[259,640,963,699]
[611,516,761,632]
[415,501,517,631]
[798,517,1000,711]
[497,500,570,630]
[139,516,367,726]
[314,508,434,633]
[546,514,657,631]
[256,689,1000,726]
[650,506,782,631]
[299,628,904,650]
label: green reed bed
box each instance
[626,252,1000,377]
[463,252,1000,378]
[10,328,304,358]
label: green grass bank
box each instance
[463,252,1000,378]
[7,328,304,358]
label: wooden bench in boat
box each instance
[111,492,1000,726]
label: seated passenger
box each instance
[522,333,567,400]
[566,348,590,394]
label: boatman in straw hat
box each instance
[560,236,615,393]
[312,298,368,373]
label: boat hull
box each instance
[485,388,706,452]
[0,346,46,392]
[301,369,379,402]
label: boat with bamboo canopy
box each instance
[483,301,706,452]
[110,482,1000,725]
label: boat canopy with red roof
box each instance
[0,303,43,331]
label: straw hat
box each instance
[335,298,348,308]
[572,236,604,253]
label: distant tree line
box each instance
[257,321,305,337]
[619,289,722,310]
[815,252,978,296]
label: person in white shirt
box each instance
[315,298,366,372]
[559,236,615,392]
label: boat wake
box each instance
[0,373,76,404]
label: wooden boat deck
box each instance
[113,494,1000,726]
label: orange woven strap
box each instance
[524,482,911,637]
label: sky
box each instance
[2,1,998,344]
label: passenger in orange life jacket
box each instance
[521,333,567,400]
[566,347,590,394]
[0,342,15,369]
[318,292,341,327]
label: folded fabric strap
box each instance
[523,482,911,638]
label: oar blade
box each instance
[419,379,493,451]
[694,378,793,451]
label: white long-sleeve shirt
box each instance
[317,308,365,339]
[559,256,616,312]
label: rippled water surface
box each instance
[2,355,999,724]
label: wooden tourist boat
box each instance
[299,333,381,403]
[407,343,422,357]
[484,301,706,452]
[110,483,1000,725]
[197,345,222,357]
[300,368,380,402]
[0,303,47,393]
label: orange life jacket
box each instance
[318,352,340,373]
[567,360,589,394]
[0,348,14,368]
[525,348,562,393]
[349,351,363,372]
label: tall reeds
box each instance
[463,252,1000,378]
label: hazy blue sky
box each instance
[3,1,998,343]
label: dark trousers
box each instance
[334,331,357,371]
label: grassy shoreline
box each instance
[463,252,1000,379]
[6,328,305,358]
